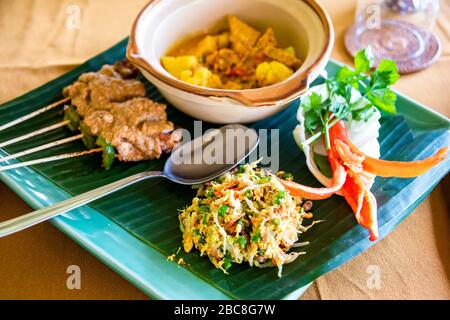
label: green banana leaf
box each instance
[0,39,449,299]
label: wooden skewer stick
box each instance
[0,148,102,172]
[0,120,70,148]
[0,134,83,163]
[0,97,70,133]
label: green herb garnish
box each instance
[281,172,294,180]
[205,188,214,198]
[251,231,261,243]
[259,176,271,184]
[301,47,399,150]
[236,236,247,249]
[218,205,229,217]
[222,257,232,270]
[237,164,246,173]
[274,190,286,205]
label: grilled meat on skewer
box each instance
[63,61,182,162]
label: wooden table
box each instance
[0,0,449,299]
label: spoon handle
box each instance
[0,171,164,238]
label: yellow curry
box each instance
[161,16,302,90]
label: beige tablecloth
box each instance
[0,0,449,300]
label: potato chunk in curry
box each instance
[256,61,294,87]
[162,16,302,90]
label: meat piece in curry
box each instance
[162,16,302,90]
[63,61,182,162]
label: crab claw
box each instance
[343,137,448,178]
[279,155,347,200]
[339,168,379,241]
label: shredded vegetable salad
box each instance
[179,162,315,277]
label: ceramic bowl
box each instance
[127,0,334,124]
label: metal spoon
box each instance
[0,124,259,238]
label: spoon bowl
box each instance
[164,124,259,184]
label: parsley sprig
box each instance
[300,47,399,150]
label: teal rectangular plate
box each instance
[0,39,449,300]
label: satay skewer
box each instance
[0,97,69,133]
[0,120,71,148]
[0,102,116,172]
[0,134,83,163]
[0,148,103,172]
[0,61,181,173]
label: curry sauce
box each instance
[161,16,302,90]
